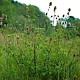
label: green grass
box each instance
[0,27,80,80]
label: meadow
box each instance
[0,27,80,80]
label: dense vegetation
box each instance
[0,0,50,29]
[0,0,80,80]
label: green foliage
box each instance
[0,27,80,80]
[0,0,80,80]
[0,0,50,29]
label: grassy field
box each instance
[0,27,80,80]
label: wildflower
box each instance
[68,8,71,12]
[54,6,57,12]
[49,2,52,6]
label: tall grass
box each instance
[0,27,80,80]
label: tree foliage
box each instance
[0,0,50,29]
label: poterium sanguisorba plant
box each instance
[46,2,52,16]
[67,8,71,16]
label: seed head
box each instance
[56,17,57,19]
[67,12,69,15]
[51,15,53,17]
[49,2,52,6]
[68,8,71,12]
[62,14,65,17]
[57,15,59,17]
[54,6,57,12]
[62,22,64,25]
[46,13,47,15]
[65,22,67,24]
[54,15,56,17]
[59,18,60,20]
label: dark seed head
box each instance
[46,13,47,15]
[62,14,65,17]
[65,22,67,24]
[54,6,57,12]
[67,12,69,15]
[59,18,60,20]
[56,17,57,19]
[68,8,71,12]
[54,15,56,17]
[51,15,53,18]
[62,22,64,25]
[49,2,52,6]
[57,15,59,17]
